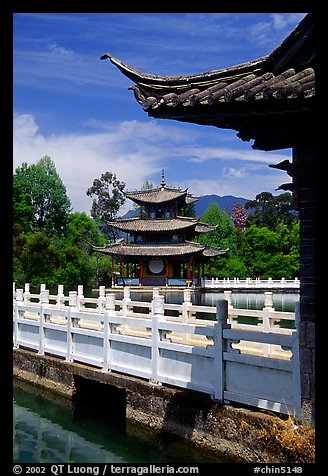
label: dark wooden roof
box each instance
[101,14,315,151]
[93,241,227,258]
[125,186,188,206]
[107,216,217,234]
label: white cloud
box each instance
[223,167,248,179]
[184,145,290,165]
[13,113,292,216]
[249,13,306,49]
[271,13,306,31]
[13,114,166,215]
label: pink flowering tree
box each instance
[231,201,247,234]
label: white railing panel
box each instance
[13,283,301,419]
[72,333,104,363]
[110,340,152,377]
[16,322,40,348]
[223,391,295,416]
[44,328,68,354]
[225,360,294,405]
[158,348,215,394]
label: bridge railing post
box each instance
[212,299,229,402]
[38,286,49,355]
[98,286,106,313]
[223,290,233,324]
[262,292,274,357]
[181,288,193,344]
[77,285,85,311]
[66,291,77,362]
[120,286,131,334]
[57,285,65,309]
[151,294,165,384]
[103,293,116,371]
[13,288,23,348]
[24,283,30,305]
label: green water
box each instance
[13,379,239,464]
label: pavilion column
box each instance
[293,143,315,423]
[187,261,191,279]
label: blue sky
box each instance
[13,12,307,216]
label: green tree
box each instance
[64,212,106,250]
[238,224,299,279]
[18,231,62,287]
[63,212,111,287]
[53,245,94,288]
[86,172,126,240]
[198,202,237,251]
[195,202,240,277]
[245,191,297,230]
[13,176,34,232]
[14,156,71,235]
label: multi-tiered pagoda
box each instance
[93,171,227,286]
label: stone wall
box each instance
[13,348,314,463]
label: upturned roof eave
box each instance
[100,14,313,89]
[92,241,227,258]
[106,217,200,233]
[101,52,267,89]
[124,188,189,206]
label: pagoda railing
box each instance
[202,277,300,290]
[115,277,198,287]
[13,283,301,420]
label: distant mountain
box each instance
[122,194,249,219]
[194,194,249,217]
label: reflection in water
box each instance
[13,379,238,464]
[113,290,299,312]
[41,286,299,312]
[200,292,299,312]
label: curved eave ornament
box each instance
[202,246,229,258]
[91,242,228,258]
[100,14,314,152]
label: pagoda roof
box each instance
[125,186,189,206]
[107,216,217,234]
[195,223,217,233]
[92,241,227,258]
[101,14,315,151]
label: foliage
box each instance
[15,231,62,287]
[14,156,71,236]
[64,212,107,250]
[13,165,113,288]
[13,176,34,232]
[245,191,298,230]
[195,199,299,280]
[13,156,300,288]
[237,223,300,279]
[197,202,237,251]
[86,172,126,239]
[194,203,241,277]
